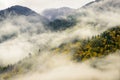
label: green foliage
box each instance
[0,57,36,79]
[49,16,76,31]
[55,26,120,61]
[75,27,120,61]
[0,65,13,74]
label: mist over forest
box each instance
[0,0,120,80]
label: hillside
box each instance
[0,0,120,80]
[0,26,120,80]
[48,15,76,31]
[54,26,120,61]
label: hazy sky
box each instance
[0,0,95,13]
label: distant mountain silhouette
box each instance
[0,5,39,16]
[42,7,76,21]
[0,5,49,24]
[82,0,102,8]
[82,0,120,11]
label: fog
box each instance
[0,0,120,80]
[0,14,103,66]
[10,51,120,80]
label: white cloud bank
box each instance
[9,51,120,80]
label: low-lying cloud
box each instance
[0,0,120,66]
[0,0,120,80]
[8,51,120,80]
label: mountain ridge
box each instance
[0,5,49,25]
[0,5,39,16]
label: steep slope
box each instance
[54,26,120,61]
[0,26,120,80]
